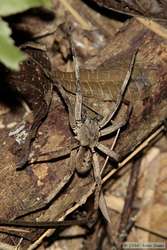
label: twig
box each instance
[116,158,141,249]
[135,224,167,240]
[14,238,23,250]
[136,17,167,40]
[0,227,29,234]
[103,125,164,184]
[105,193,167,239]
[59,0,92,30]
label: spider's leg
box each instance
[100,120,126,137]
[100,103,132,137]
[99,52,136,129]
[68,36,83,125]
[99,101,132,174]
[101,128,120,175]
[29,141,79,164]
[96,143,119,162]
[75,79,82,124]
[53,80,76,129]
[92,149,111,223]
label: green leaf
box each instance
[0,19,26,70]
[0,0,51,16]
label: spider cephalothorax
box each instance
[75,118,99,148]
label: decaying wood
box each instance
[31,17,167,247]
[0,6,167,250]
[55,18,167,162]
[5,43,53,169]
[93,0,167,20]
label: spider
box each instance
[53,51,136,222]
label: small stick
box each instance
[118,125,164,168]
[135,224,167,240]
[15,238,23,250]
[0,227,29,234]
[0,218,91,229]
[116,158,141,249]
[59,0,92,30]
[136,17,167,40]
[102,125,164,184]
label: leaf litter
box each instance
[0,0,167,249]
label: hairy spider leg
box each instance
[92,52,136,222]
[30,141,79,164]
[71,41,82,124]
[99,51,137,129]
[100,103,132,137]
[92,148,111,223]
[101,128,120,175]
[54,81,76,129]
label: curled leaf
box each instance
[0,18,25,70]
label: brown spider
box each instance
[54,51,136,222]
